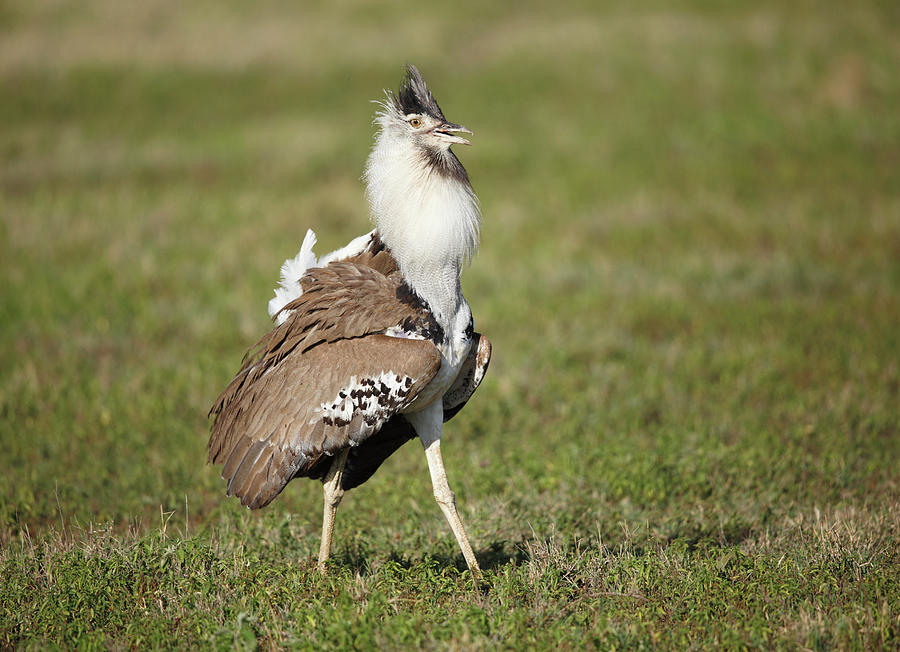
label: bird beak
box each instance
[433,122,473,146]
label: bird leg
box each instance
[423,439,481,575]
[317,448,349,574]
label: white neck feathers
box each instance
[363,128,480,325]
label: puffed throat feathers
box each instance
[363,123,481,281]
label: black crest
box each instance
[393,64,446,120]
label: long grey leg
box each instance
[408,404,481,575]
[318,448,349,574]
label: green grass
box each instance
[2,0,899,648]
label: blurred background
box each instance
[1,0,898,559]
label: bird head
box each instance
[373,65,473,181]
[365,65,480,274]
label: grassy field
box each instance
[2,0,899,648]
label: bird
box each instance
[207,64,491,575]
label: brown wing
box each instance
[211,261,438,432]
[208,259,442,509]
[208,334,440,508]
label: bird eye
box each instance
[409,117,422,128]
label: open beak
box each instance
[433,122,472,146]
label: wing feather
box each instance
[209,333,441,508]
[208,255,463,509]
[442,333,492,422]
[208,252,441,507]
